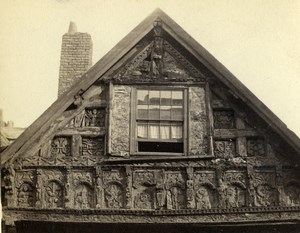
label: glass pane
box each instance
[172,91,183,106]
[149,105,160,119]
[160,91,171,105]
[160,106,171,120]
[171,106,183,120]
[137,123,148,138]
[137,90,149,105]
[137,105,148,119]
[160,124,170,139]
[149,90,160,105]
[148,124,159,139]
[171,124,183,139]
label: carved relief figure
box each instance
[45,181,63,208]
[74,185,93,209]
[165,172,186,210]
[224,186,239,208]
[195,186,211,209]
[17,183,35,207]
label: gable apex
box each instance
[1,8,300,165]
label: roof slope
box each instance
[1,8,300,165]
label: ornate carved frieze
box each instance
[213,110,235,129]
[214,140,236,158]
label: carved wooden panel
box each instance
[193,170,217,209]
[189,87,208,155]
[110,86,131,155]
[214,140,236,158]
[82,136,104,156]
[165,171,187,210]
[222,170,247,208]
[282,169,300,207]
[15,170,36,207]
[42,170,65,208]
[51,136,71,158]
[252,169,277,207]
[72,170,94,209]
[133,170,156,209]
[103,169,125,209]
[213,110,235,129]
[65,108,105,128]
[247,139,265,156]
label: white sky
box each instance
[0,0,299,137]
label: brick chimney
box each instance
[58,21,93,97]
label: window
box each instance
[132,88,187,154]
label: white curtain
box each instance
[160,125,170,139]
[171,125,182,139]
[137,125,148,138]
[148,125,159,139]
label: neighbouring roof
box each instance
[1,8,300,165]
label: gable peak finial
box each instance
[153,18,163,37]
[68,21,77,34]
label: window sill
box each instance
[104,154,214,163]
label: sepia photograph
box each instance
[0,1,300,232]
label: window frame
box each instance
[130,86,188,156]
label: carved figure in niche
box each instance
[85,109,104,127]
[255,184,275,207]
[284,183,300,206]
[225,186,239,208]
[17,183,35,207]
[135,190,153,209]
[195,186,211,209]
[51,137,71,157]
[167,186,185,210]
[105,184,123,209]
[75,185,92,209]
[45,181,63,208]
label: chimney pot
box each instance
[68,21,77,34]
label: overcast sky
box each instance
[0,0,299,137]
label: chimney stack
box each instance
[58,22,93,97]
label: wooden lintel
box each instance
[56,127,105,136]
[214,129,259,138]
